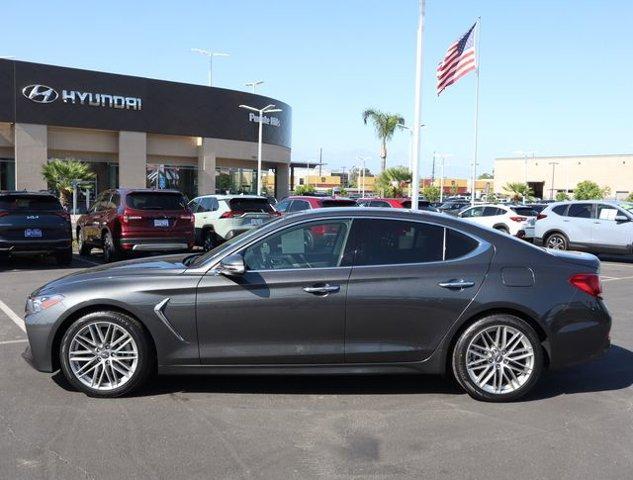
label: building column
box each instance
[276,163,290,199]
[197,138,216,195]
[118,131,147,188]
[14,123,48,191]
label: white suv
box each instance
[458,204,538,238]
[534,200,633,254]
[188,195,278,250]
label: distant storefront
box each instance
[0,59,292,208]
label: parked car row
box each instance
[3,188,632,264]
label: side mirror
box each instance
[217,254,246,276]
[615,214,630,223]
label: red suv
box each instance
[275,196,357,214]
[356,197,436,210]
[76,189,194,262]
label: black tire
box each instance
[544,232,568,251]
[102,231,119,263]
[77,228,91,256]
[202,229,218,251]
[55,248,73,266]
[59,311,154,398]
[452,314,544,402]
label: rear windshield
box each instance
[0,194,62,211]
[321,199,357,208]
[126,192,187,210]
[228,198,274,213]
[510,206,538,216]
[401,200,430,208]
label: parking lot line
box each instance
[602,275,633,283]
[0,299,26,332]
[0,339,28,345]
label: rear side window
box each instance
[483,207,503,216]
[510,207,538,216]
[401,200,430,209]
[567,203,593,218]
[445,229,479,260]
[353,219,444,265]
[0,194,62,211]
[289,200,310,212]
[199,197,219,212]
[552,205,567,215]
[369,200,391,208]
[321,199,357,208]
[228,198,273,213]
[126,192,187,210]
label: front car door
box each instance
[592,203,633,253]
[344,217,493,363]
[564,203,596,248]
[196,217,354,364]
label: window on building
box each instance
[0,159,15,191]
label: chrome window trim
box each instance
[196,214,488,275]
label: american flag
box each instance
[437,23,478,95]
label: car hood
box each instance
[32,253,195,295]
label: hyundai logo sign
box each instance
[22,84,59,104]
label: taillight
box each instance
[569,273,602,298]
[509,216,527,222]
[179,214,194,221]
[0,210,8,218]
[220,211,244,219]
[536,213,547,220]
[121,210,142,223]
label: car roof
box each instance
[193,194,267,200]
[114,188,184,195]
[0,190,57,198]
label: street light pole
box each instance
[245,81,264,93]
[549,161,559,200]
[191,48,229,87]
[238,104,283,196]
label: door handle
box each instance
[303,284,340,295]
[438,280,475,290]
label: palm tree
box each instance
[362,109,405,173]
[375,166,411,197]
[42,159,95,208]
[502,182,533,202]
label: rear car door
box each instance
[564,203,596,247]
[196,217,354,364]
[344,218,493,363]
[592,204,633,252]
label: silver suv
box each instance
[534,200,633,254]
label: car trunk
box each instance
[546,249,601,272]
[122,192,192,237]
[225,198,276,226]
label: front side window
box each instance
[369,200,391,208]
[596,204,620,221]
[567,203,593,218]
[242,220,352,270]
[353,219,445,266]
[462,207,484,218]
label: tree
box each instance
[42,158,95,207]
[627,192,633,202]
[502,182,533,202]
[374,166,411,197]
[294,184,315,195]
[478,172,493,179]
[574,180,610,200]
[555,191,570,201]
[362,109,405,173]
[421,184,441,202]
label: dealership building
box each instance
[0,60,292,207]
[494,154,633,200]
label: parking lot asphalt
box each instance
[0,254,632,479]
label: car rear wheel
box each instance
[77,228,91,256]
[203,229,218,251]
[494,225,510,234]
[102,231,119,263]
[452,315,543,402]
[59,311,154,398]
[545,232,568,250]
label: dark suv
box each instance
[0,191,72,265]
[76,189,194,262]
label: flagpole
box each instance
[470,18,481,207]
[410,0,425,211]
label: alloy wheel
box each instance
[546,235,566,250]
[68,321,139,391]
[465,325,535,395]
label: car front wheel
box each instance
[452,315,543,402]
[77,228,91,256]
[59,311,153,397]
[102,231,119,263]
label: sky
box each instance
[4,0,633,178]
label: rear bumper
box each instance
[0,238,71,254]
[119,237,192,252]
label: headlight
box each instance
[26,294,64,315]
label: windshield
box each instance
[0,194,62,211]
[126,192,187,210]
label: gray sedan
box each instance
[22,208,611,402]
